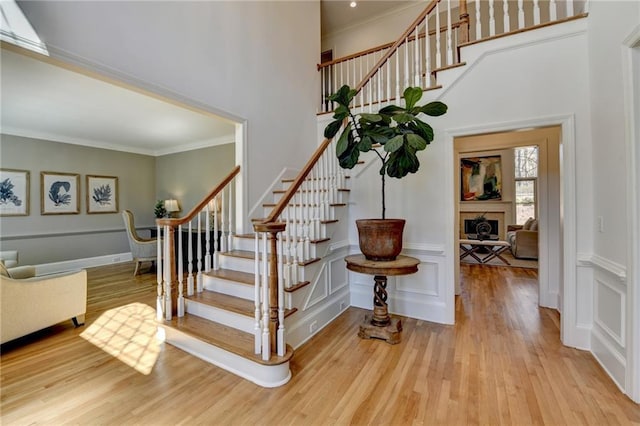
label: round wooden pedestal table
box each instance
[345,254,420,345]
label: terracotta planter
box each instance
[356,219,406,261]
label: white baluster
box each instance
[205,204,211,271]
[213,197,219,270]
[566,0,574,17]
[261,232,270,361]
[533,0,540,25]
[489,0,496,36]
[177,224,184,317]
[475,0,482,40]
[196,211,203,293]
[447,0,453,65]
[283,207,292,289]
[254,233,261,354]
[339,61,343,90]
[518,0,525,29]
[302,187,310,262]
[386,60,391,103]
[414,26,420,86]
[424,17,430,88]
[435,2,442,68]
[156,225,163,321]
[395,50,400,102]
[220,189,227,252]
[277,233,285,357]
[164,225,172,321]
[227,183,234,251]
[187,220,194,296]
[503,0,510,33]
[404,38,410,91]
[291,196,299,285]
[321,67,326,113]
[550,0,557,20]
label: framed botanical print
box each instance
[0,168,30,216]
[41,171,80,215]
[86,175,118,214]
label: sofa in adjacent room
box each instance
[506,217,539,260]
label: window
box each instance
[514,146,538,224]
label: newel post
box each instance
[253,221,286,356]
[459,0,470,44]
[157,218,178,319]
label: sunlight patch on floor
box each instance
[80,302,162,375]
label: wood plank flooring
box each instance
[1,262,639,425]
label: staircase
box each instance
[153,0,589,388]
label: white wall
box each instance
[19,0,321,232]
[586,0,640,399]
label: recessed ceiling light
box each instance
[350,1,357,8]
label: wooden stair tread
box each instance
[164,315,293,366]
[204,268,312,293]
[188,290,298,318]
[272,189,350,194]
[262,202,347,207]
[222,250,256,260]
[282,176,350,183]
[205,268,254,285]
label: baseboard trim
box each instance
[591,326,627,393]
[36,252,132,275]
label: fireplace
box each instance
[463,219,499,236]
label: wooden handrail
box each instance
[318,15,462,71]
[268,0,445,225]
[156,165,241,227]
[354,0,441,93]
[262,138,333,223]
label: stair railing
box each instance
[155,165,240,322]
[318,0,588,114]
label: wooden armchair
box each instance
[122,210,160,275]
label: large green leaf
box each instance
[420,101,448,116]
[333,105,349,121]
[328,85,356,107]
[324,119,342,139]
[338,143,360,169]
[393,112,415,124]
[384,135,404,153]
[406,133,427,151]
[409,119,434,142]
[379,105,405,116]
[335,123,352,156]
[357,135,373,152]
[403,87,423,110]
[359,113,382,123]
[386,146,420,178]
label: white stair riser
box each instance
[233,237,330,259]
[203,276,254,301]
[272,191,348,204]
[186,299,254,333]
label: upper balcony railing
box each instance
[318,0,589,114]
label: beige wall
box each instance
[155,143,235,214]
[0,134,156,264]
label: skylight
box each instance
[0,0,48,55]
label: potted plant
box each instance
[154,200,167,219]
[324,85,447,261]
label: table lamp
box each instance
[164,199,180,218]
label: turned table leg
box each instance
[372,275,390,326]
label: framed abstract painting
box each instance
[41,171,80,215]
[0,168,30,216]
[86,175,118,214]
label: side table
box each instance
[345,254,420,344]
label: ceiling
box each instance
[0,2,415,157]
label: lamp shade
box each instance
[164,199,179,213]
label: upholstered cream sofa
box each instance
[1,260,87,344]
[506,218,539,260]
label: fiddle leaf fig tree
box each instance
[324,85,447,219]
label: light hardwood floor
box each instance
[1,262,639,425]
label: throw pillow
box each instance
[523,217,535,230]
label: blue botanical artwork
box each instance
[87,175,118,213]
[49,181,72,206]
[0,169,29,216]
[41,172,79,214]
[92,184,112,205]
[0,178,23,206]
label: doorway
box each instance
[453,126,562,309]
